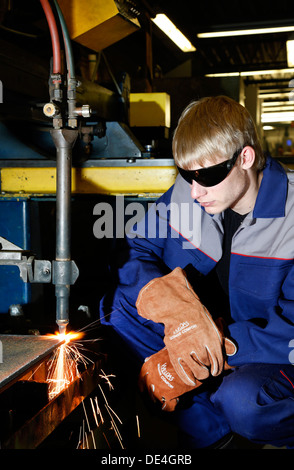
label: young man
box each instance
[100,95,294,448]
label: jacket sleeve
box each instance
[99,188,175,362]
[98,181,220,363]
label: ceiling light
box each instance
[261,111,294,123]
[205,72,240,77]
[287,40,294,67]
[198,25,294,38]
[206,68,294,78]
[152,14,196,52]
[262,106,294,112]
[263,101,294,106]
[259,92,293,99]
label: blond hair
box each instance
[172,95,264,170]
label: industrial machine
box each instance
[0,0,176,331]
[0,0,176,449]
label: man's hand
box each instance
[139,339,234,412]
[138,347,201,411]
[136,267,237,385]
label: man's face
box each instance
[189,153,250,215]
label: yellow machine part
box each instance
[57,0,140,51]
[0,166,177,195]
[129,93,171,128]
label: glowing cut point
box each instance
[58,324,67,336]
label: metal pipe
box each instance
[51,128,78,335]
[55,131,72,261]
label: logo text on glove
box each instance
[158,362,175,388]
[170,321,197,340]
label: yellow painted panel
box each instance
[1,168,56,194]
[58,0,140,51]
[0,167,177,195]
[130,93,171,127]
[58,0,119,38]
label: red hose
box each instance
[40,0,61,73]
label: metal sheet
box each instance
[0,335,64,393]
[1,360,102,449]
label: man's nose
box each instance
[190,180,208,199]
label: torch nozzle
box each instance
[57,321,68,337]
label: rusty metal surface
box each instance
[0,335,64,393]
[1,360,102,449]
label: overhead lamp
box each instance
[262,106,294,112]
[263,101,294,107]
[259,92,293,99]
[198,25,294,38]
[152,14,196,52]
[287,40,294,67]
[205,72,240,77]
[205,67,294,78]
[261,111,294,123]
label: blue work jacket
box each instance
[100,156,294,367]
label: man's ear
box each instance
[240,146,255,170]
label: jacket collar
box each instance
[252,156,287,218]
[194,155,287,224]
[210,156,287,227]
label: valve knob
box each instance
[43,102,60,118]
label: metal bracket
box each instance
[0,256,52,283]
[52,260,79,286]
[0,236,52,284]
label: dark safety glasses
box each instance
[177,148,243,187]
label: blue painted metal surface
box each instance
[0,198,31,313]
[0,122,50,160]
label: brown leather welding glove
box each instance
[138,347,201,412]
[136,267,237,386]
[139,343,233,412]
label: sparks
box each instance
[46,325,126,449]
[99,369,116,390]
[136,414,141,438]
[76,371,125,450]
[46,331,92,400]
